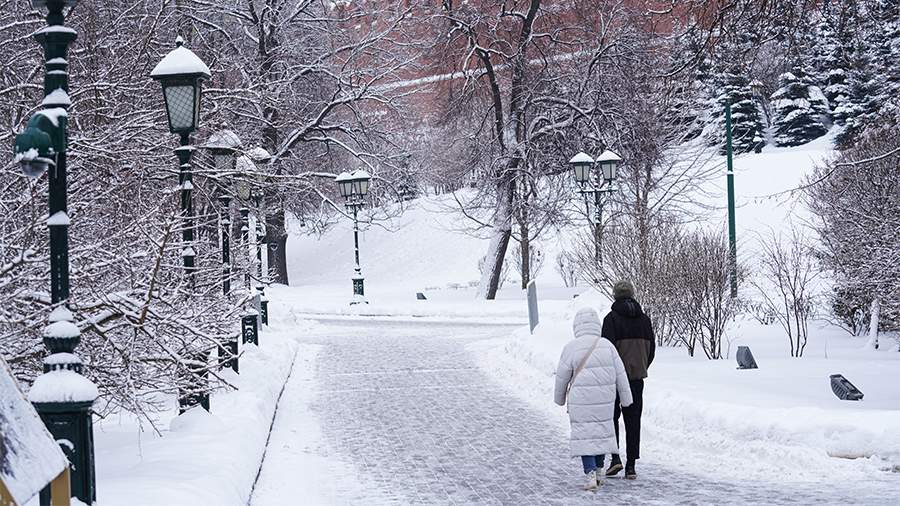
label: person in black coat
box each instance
[601,280,655,480]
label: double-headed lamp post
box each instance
[150,37,212,412]
[13,1,98,503]
[335,170,371,304]
[569,149,621,267]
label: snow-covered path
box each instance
[250,319,895,505]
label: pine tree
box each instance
[714,71,766,154]
[771,68,830,146]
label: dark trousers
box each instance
[612,379,644,463]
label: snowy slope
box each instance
[287,131,837,294]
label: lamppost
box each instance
[12,2,97,503]
[204,129,242,296]
[234,174,259,345]
[248,147,272,325]
[150,36,211,412]
[336,170,371,304]
[569,149,621,267]
[204,129,242,372]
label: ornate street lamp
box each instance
[11,1,97,503]
[204,129,242,296]
[248,147,272,325]
[568,149,621,266]
[151,37,211,412]
[233,160,260,344]
[336,170,371,304]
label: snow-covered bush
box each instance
[554,251,580,288]
[806,125,900,345]
[511,243,544,288]
[751,228,821,357]
[669,229,743,359]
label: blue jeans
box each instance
[581,455,605,474]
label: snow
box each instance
[595,149,622,162]
[37,107,68,127]
[75,306,312,505]
[246,147,271,162]
[33,26,77,36]
[27,369,99,403]
[14,148,39,162]
[236,154,255,174]
[205,129,242,150]
[334,171,353,182]
[41,89,71,107]
[568,151,593,164]
[43,320,79,339]
[0,357,70,506]
[43,352,81,367]
[150,40,211,78]
[46,211,70,226]
[474,310,900,484]
[48,305,73,322]
[282,131,900,493]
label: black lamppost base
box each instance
[351,276,367,305]
[35,400,96,506]
[242,312,259,345]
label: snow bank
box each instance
[475,310,900,484]
[85,302,315,506]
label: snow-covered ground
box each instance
[37,134,899,504]
[474,300,900,485]
[37,302,316,506]
[281,131,900,496]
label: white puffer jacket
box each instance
[554,307,634,457]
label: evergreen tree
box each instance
[771,68,830,146]
[714,71,766,154]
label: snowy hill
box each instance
[287,131,837,293]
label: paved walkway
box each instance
[252,319,897,505]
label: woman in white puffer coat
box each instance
[554,307,633,491]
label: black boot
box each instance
[605,455,623,477]
[624,460,636,480]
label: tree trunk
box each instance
[519,208,530,289]
[866,297,880,350]
[477,179,515,300]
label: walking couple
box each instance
[554,280,656,491]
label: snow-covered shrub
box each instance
[669,229,743,359]
[806,125,900,346]
[751,228,821,357]
[511,243,544,288]
[554,251,580,288]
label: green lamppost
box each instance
[569,149,621,266]
[12,1,98,504]
[725,102,738,298]
[336,170,371,304]
[150,36,211,411]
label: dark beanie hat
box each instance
[613,280,635,300]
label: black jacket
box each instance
[601,297,656,380]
